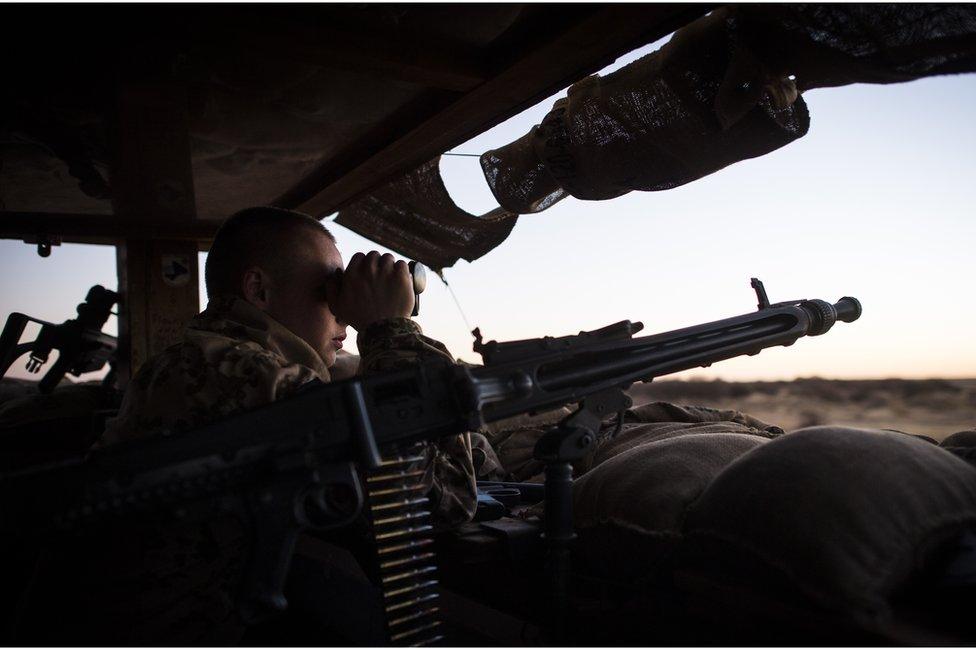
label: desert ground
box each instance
[627,378,976,442]
[2,377,974,443]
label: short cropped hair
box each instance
[205,206,335,297]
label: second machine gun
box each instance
[0,279,861,644]
[0,285,118,393]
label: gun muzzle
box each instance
[834,297,862,323]
[800,297,862,336]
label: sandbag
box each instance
[680,426,976,630]
[573,430,769,582]
[480,406,573,482]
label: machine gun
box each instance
[0,279,860,644]
[0,285,119,393]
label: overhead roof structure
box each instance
[3,3,975,384]
[0,4,711,249]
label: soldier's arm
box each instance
[357,317,477,526]
[327,252,478,524]
[356,317,453,372]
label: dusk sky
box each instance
[2,39,974,383]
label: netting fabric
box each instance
[339,5,976,267]
[481,4,976,212]
[335,157,518,271]
[736,4,976,92]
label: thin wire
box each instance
[435,270,474,334]
[442,152,481,158]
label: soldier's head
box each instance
[205,207,346,367]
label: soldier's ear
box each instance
[241,267,271,310]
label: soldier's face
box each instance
[264,230,347,367]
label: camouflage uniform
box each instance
[17,296,481,645]
[103,294,479,524]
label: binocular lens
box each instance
[409,261,427,294]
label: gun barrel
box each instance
[536,314,794,392]
[472,295,861,422]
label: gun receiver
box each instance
[0,279,861,630]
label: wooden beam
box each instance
[305,32,487,93]
[277,5,713,216]
[112,86,198,222]
[191,13,490,93]
[0,211,218,248]
[112,85,201,388]
[271,90,457,210]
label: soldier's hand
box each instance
[326,251,415,330]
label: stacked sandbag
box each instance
[570,402,783,583]
[678,427,976,638]
[563,408,976,641]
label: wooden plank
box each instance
[271,90,457,210]
[279,4,712,216]
[0,211,218,247]
[112,85,201,388]
[202,14,490,93]
[112,86,198,222]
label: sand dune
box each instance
[628,378,976,442]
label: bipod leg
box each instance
[543,460,575,645]
[534,391,628,644]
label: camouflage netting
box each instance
[339,5,976,268]
[482,4,976,212]
[335,157,518,271]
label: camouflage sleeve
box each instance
[357,318,477,526]
[624,401,784,434]
[356,317,454,372]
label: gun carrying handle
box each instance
[1,343,35,379]
[1,313,62,381]
[0,313,30,377]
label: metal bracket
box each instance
[22,233,62,258]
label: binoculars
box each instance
[408,261,427,317]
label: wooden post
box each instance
[112,85,200,388]
[115,240,199,384]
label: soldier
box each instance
[15,207,497,644]
[102,206,484,526]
